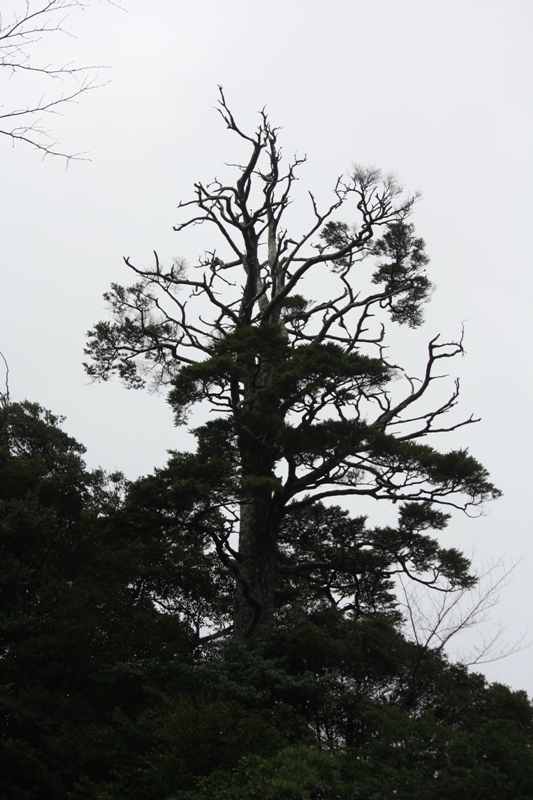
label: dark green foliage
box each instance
[84,278,184,390]
[276,500,475,622]
[171,640,533,800]
[167,321,500,514]
[371,221,432,327]
[319,220,431,328]
[0,401,530,800]
[0,402,193,799]
[169,325,391,427]
[122,451,235,633]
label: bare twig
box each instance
[397,557,529,666]
[0,0,112,160]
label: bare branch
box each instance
[0,0,113,160]
[397,557,529,666]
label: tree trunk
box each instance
[232,333,283,638]
[233,489,278,638]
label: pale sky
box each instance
[1,0,532,693]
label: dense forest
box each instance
[1,400,532,799]
[1,92,532,799]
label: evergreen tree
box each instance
[85,91,499,637]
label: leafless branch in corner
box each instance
[0,0,114,161]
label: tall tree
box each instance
[85,90,499,638]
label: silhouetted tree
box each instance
[85,90,499,638]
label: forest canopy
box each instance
[0,399,530,800]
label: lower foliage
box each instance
[1,402,531,799]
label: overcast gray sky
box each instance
[2,0,532,693]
